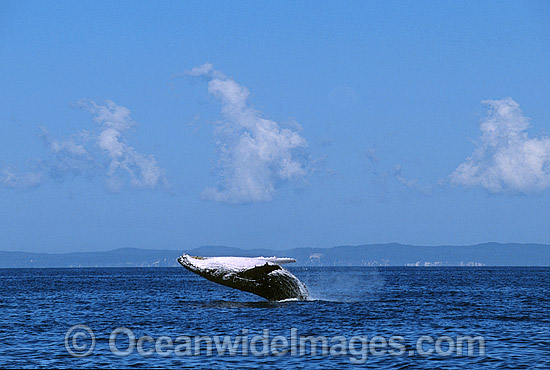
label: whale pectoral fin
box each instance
[237,264,281,280]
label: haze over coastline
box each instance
[1,243,548,268]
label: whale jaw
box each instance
[178,254,309,301]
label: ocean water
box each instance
[0,267,548,369]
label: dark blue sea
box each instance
[0,267,548,369]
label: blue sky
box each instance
[1,1,549,252]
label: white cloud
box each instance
[79,100,166,190]
[188,64,309,204]
[0,166,44,189]
[185,63,214,77]
[451,98,550,193]
[392,164,431,194]
[49,136,88,156]
[40,128,95,178]
[1,100,166,191]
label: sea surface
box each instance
[0,267,548,369]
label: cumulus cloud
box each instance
[451,98,550,193]
[187,64,309,204]
[80,100,165,190]
[1,100,166,192]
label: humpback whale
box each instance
[178,254,309,301]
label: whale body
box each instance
[178,254,309,301]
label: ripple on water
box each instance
[0,267,548,369]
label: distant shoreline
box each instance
[1,243,548,268]
[1,266,548,270]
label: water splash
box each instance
[294,267,385,302]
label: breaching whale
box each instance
[178,254,309,301]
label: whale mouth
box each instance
[178,254,309,301]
